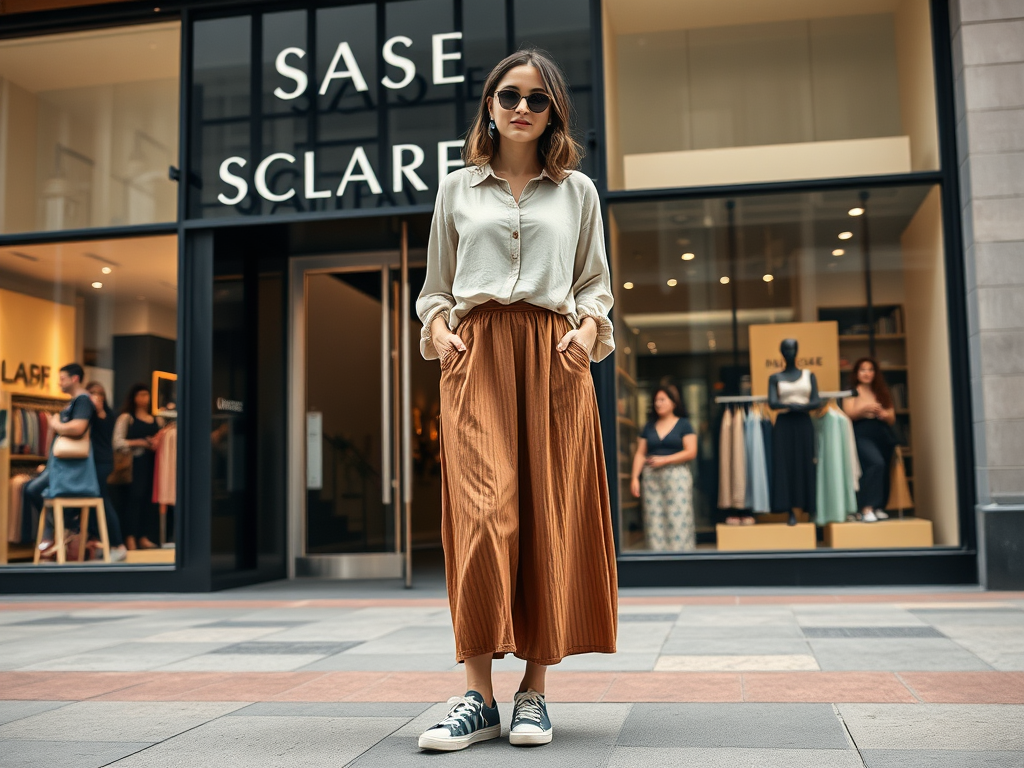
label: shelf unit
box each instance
[1,390,70,564]
[615,367,642,531]
[818,304,914,501]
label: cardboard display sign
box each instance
[748,321,840,397]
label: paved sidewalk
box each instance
[1,585,1022,767]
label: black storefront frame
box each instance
[0,0,975,592]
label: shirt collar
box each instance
[468,162,566,187]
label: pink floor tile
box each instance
[900,672,1024,704]
[601,673,743,702]
[741,672,916,703]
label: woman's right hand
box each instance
[631,477,641,498]
[431,316,466,359]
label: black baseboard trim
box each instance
[616,550,978,588]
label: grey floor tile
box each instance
[617,704,850,750]
[11,615,122,626]
[0,701,246,742]
[675,608,798,628]
[608,747,865,767]
[18,642,226,672]
[0,701,69,726]
[861,750,1024,768]
[0,740,152,768]
[156,653,328,672]
[352,703,631,767]
[616,622,673,654]
[810,638,994,671]
[297,653,459,672]
[199,620,311,628]
[795,610,927,628]
[987,654,1024,671]
[660,637,813,656]
[618,613,679,623]
[231,702,432,718]
[0,611,66,625]
[106,715,408,768]
[0,637,124,670]
[346,627,456,655]
[839,704,1024,750]
[910,610,1024,626]
[247,622,401,642]
[665,625,807,640]
[209,641,361,655]
[803,627,945,639]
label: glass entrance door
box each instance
[290,256,404,579]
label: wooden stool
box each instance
[34,498,111,564]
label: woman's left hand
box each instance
[645,455,670,469]
[557,317,597,355]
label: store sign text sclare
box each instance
[217,32,467,207]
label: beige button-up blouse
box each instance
[416,162,615,362]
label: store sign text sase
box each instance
[217,33,466,208]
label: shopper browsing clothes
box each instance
[843,357,898,522]
[25,363,100,559]
[415,49,617,752]
[631,385,698,551]
[86,382,128,561]
[113,384,163,550]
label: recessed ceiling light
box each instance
[624,347,631,355]
[763,274,774,282]
[848,207,864,216]
[91,282,103,289]
[647,341,656,349]
[623,281,634,289]
[720,276,730,285]
[666,278,678,287]
[832,248,845,257]
[681,252,695,261]
[838,231,853,240]
[101,267,112,274]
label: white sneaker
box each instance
[862,510,878,523]
[417,691,500,752]
[510,690,553,746]
[875,509,889,520]
[110,546,128,562]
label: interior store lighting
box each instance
[762,274,774,282]
[832,248,845,256]
[720,276,730,284]
[838,231,853,240]
[681,252,695,260]
[848,207,865,216]
[623,281,634,289]
[666,278,678,287]
[91,282,103,289]
[101,267,112,274]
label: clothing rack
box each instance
[715,390,855,404]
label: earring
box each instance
[488,118,496,139]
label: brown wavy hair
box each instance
[463,49,582,180]
[849,357,893,409]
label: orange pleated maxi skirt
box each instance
[438,301,618,665]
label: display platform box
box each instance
[716,522,816,551]
[124,547,175,564]
[824,518,933,549]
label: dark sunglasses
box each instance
[495,89,551,113]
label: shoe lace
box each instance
[514,691,544,724]
[436,696,482,730]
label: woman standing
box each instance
[113,384,162,549]
[86,382,127,561]
[842,358,897,522]
[631,385,698,551]
[416,49,617,752]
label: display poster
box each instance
[748,321,840,397]
[0,288,75,398]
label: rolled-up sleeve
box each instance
[571,182,615,363]
[416,179,458,360]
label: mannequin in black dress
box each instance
[767,339,821,526]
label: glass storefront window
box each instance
[0,234,179,566]
[602,0,939,189]
[0,23,181,234]
[610,184,958,553]
[190,0,595,219]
